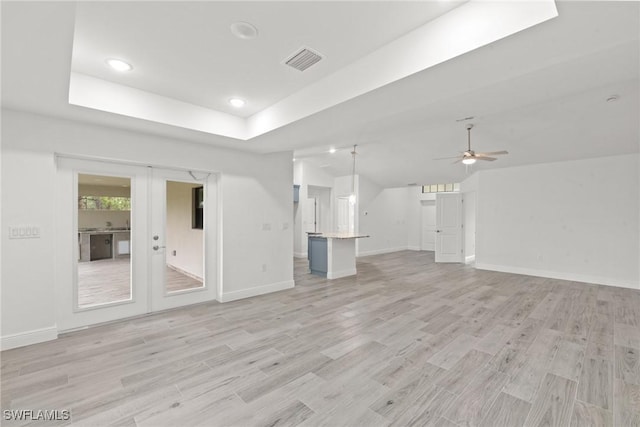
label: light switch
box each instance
[8,226,41,239]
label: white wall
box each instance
[475,154,639,289]
[463,191,476,262]
[333,174,357,233]
[358,178,411,256]
[1,110,294,348]
[78,210,131,230]
[165,181,203,279]
[406,186,422,251]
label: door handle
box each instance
[153,245,166,251]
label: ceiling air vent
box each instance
[284,47,323,72]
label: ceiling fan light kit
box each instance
[435,123,509,165]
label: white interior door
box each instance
[149,168,218,312]
[420,200,436,251]
[435,193,463,263]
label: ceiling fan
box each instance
[435,124,508,165]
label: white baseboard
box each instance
[219,280,295,303]
[1,326,58,351]
[167,263,203,282]
[407,245,421,251]
[475,263,639,290]
[294,252,307,259]
[327,268,357,279]
[357,246,409,257]
[465,255,476,264]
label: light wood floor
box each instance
[2,251,639,426]
[78,257,202,307]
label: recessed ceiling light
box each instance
[329,148,337,154]
[229,98,246,108]
[606,95,619,103]
[230,22,258,40]
[106,58,133,72]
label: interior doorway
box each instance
[308,185,332,233]
[420,200,436,251]
[435,192,463,263]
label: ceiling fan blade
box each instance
[433,156,461,160]
[452,159,463,164]
[477,150,508,156]
[476,156,497,161]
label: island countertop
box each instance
[78,229,131,234]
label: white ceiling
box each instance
[2,1,639,188]
[71,1,463,117]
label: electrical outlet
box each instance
[172,250,177,256]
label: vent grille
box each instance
[284,47,322,72]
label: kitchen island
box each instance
[308,232,369,279]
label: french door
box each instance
[149,167,218,312]
[55,157,217,331]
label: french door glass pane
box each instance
[165,181,204,293]
[77,173,132,308]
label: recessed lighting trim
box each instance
[106,58,133,72]
[230,22,258,40]
[229,98,246,108]
[606,95,619,103]
[329,148,337,154]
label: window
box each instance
[78,196,130,210]
[192,186,204,229]
[421,183,460,193]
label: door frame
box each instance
[304,196,318,233]
[420,199,436,251]
[55,155,219,332]
[435,192,464,263]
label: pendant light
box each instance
[349,145,357,205]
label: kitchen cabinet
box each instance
[78,229,131,262]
